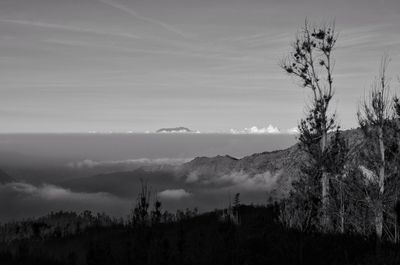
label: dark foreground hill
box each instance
[0,204,397,265]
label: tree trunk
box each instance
[321,129,331,231]
[340,210,344,234]
[321,173,330,230]
[395,215,398,244]
[375,203,383,253]
[376,126,385,253]
[378,126,385,194]
[339,178,345,234]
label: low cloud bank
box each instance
[229,125,300,135]
[230,125,280,134]
[67,158,192,169]
[0,182,129,221]
[185,170,282,191]
[9,182,116,202]
[158,189,192,199]
[286,127,300,134]
[218,171,281,191]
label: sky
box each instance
[0,0,399,133]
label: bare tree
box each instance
[281,20,338,231]
[151,194,162,225]
[131,179,151,227]
[357,55,393,250]
[389,73,400,243]
[325,128,349,233]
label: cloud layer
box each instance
[185,170,281,191]
[229,125,301,135]
[9,182,114,201]
[67,158,191,169]
[0,182,129,221]
[286,127,299,134]
[158,189,192,199]
[230,125,281,134]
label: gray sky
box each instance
[0,0,399,133]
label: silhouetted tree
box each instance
[325,128,349,233]
[279,165,321,232]
[151,195,163,225]
[233,193,241,224]
[131,179,151,227]
[388,78,400,243]
[281,19,338,231]
[357,55,396,250]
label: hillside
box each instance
[57,129,364,201]
[179,128,364,196]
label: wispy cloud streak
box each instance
[0,19,141,39]
[98,0,193,39]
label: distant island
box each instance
[156,127,196,133]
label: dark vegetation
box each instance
[280,19,400,257]
[1,198,400,265]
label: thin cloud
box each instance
[219,32,292,48]
[67,158,191,169]
[188,170,282,191]
[9,182,117,202]
[98,0,193,39]
[338,24,394,50]
[224,171,281,191]
[0,19,141,39]
[45,38,240,61]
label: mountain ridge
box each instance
[57,128,364,199]
[179,128,364,196]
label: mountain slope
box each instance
[58,129,364,199]
[179,128,364,196]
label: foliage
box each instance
[130,179,151,226]
[1,204,400,265]
[281,19,340,231]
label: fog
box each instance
[0,133,296,221]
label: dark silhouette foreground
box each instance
[0,204,399,265]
